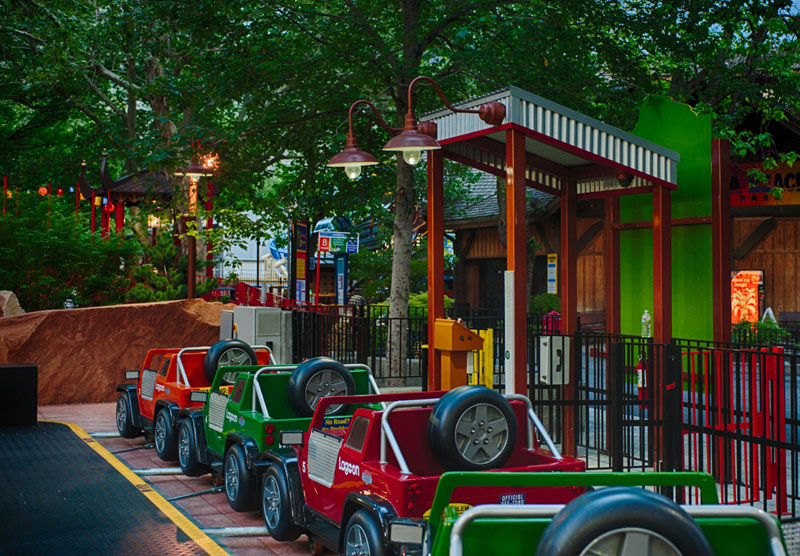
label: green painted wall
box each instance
[619,96,713,340]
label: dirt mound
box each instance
[0,299,233,405]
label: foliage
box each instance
[126,228,216,303]
[732,317,793,346]
[0,193,139,311]
[530,293,562,315]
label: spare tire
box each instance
[535,487,714,556]
[204,339,258,384]
[428,385,517,471]
[287,357,355,417]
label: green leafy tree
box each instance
[0,193,139,311]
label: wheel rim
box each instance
[154,413,167,453]
[454,403,509,465]
[219,348,251,382]
[178,425,190,467]
[262,475,280,529]
[579,527,682,556]
[116,398,127,432]
[305,370,348,413]
[345,523,370,556]
[225,452,239,501]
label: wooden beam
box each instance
[505,128,528,396]
[577,221,603,255]
[653,185,672,345]
[427,149,445,391]
[612,216,713,230]
[711,139,732,343]
[604,197,620,334]
[535,222,555,253]
[733,217,776,260]
[560,176,578,335]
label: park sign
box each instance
[731,161,800,206]
[317,231,359,254]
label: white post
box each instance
[504,270,515,394]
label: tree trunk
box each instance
[387,158,415,381]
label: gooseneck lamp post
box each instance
[327,76,505,177]
[175,159,215,299]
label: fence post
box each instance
[661,343,683,500]
[572,327,582,457]
[356,306,369,365]
[609,341,624,472]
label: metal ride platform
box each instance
[0,421,227,556]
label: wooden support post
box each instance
[114,195,124,234]
[427,149,445,391]
[711,139,732,342]
[653,184,672,345]
[560,177,577,335]
[605,196,620,334]
[505,128,528,396]
[206,183,214,278]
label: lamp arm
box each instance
[407,76,480,116]
[349,100,402,134]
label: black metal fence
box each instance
[290,305,561,384]
[524,332,800,519]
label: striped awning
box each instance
[423,85,680,198]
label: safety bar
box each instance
[449,504,787,556]
[380,398,442,475]
[249,362,382,419]
[175,344,275,387]
[504,394,562,460]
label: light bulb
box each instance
[403,150,422,165]
[344,164,362,179]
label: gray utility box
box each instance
[539,336,570,385]
[219,310,234,341]
[232,306,292,364]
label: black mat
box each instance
[0,422,210,556]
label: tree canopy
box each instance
[2,0,798,308]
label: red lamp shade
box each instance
[37,186,48,196]
[327,132,378,179]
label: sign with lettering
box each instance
[731,161,800,206]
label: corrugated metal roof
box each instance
[423,86,680,196]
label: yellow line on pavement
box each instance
[44,420,229,556]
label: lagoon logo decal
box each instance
[338,458,360,477]
[226,410,238,424]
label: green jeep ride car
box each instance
[177,356,380,512]
[387,471,787,556]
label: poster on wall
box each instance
[730,270,764,324]
[547,253,558,294]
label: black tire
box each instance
[262,466,302,541]
[204,339,258,384]
[428,385,517,471]
[343,510,385,556]
[154,408,178,461]
[224,443,259,512]
[534,487,715,556]
[287,357,355,417]
[116,393,140,439]
[177,419,207,477]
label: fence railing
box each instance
[524,332,800,520]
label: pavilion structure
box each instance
[422,85,685,395]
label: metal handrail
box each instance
[378,393,561,476]
[249,362,382,419]
[449,504,787,556]
[504,394,562,460]
[176,344,275,387]
[380,398,442,475]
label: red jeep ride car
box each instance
[115,339,273,461]
[263,385,585,556]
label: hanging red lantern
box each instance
[56,188,63,197]
[37,186,47,196]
